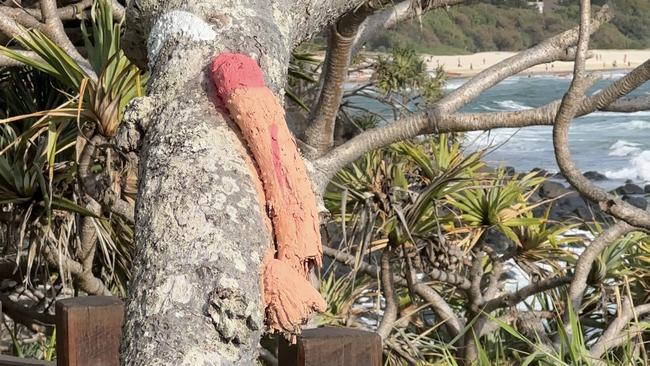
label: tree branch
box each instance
[351,0,466,55]
[40,0,86,64]
[377,248,398,339]
[589,297,650,359]
[551,1,650,229]
[303,5,373,156]
[483,255,504,301]
[0,49,39,66]
[604,94,650,112]
[78,199,101,272]
[0,293,55,333]
[42,242,111,296]
[483,275,571,312]
[567,221,633,316]
[413,282,463,337]
[323,244,471,289]
[312,8,612,185]
[291,0,369,45]
[468,250,484,312]
[0,6,27,38]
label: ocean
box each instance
[456,72,650,191]
[348,71,650,191]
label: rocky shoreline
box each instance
[509,166,649,223]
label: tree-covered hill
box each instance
[365,0,650,54]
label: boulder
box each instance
[623,195,648,210]
[614,183,644,196]
[645,184,650,194]
[531,167,549,177]
[476,165,496,174]
[538,181,570,199]
[583,171,607,181]
[504,166,516,176]
[555,194,587,213]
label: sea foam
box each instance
[609,140,642,157]
[605,150,650,182]
[623,120,650,130]
[494,100,532,110]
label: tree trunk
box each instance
[120,1,293,364]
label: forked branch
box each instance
[312,7,612,187]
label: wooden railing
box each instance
[0,297,382,366]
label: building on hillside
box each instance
[543,0,560,13]
[528,0,544,13]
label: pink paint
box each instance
[269,123,287,191]
[211,53,265,99]
[210,53,324,335]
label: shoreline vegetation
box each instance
[340,49,650,80]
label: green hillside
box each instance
[365,0,650,54]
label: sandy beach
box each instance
[421,49,650,78]
[344,49,650,80]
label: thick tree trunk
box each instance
[120,1,293,364]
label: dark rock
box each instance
[645,185,650,194]
[504,166,515,176]
[538,181,570,198]
[575,206,593,220]
[545,192,590,221]
[552,172,565,180]
[583,171,607,181]
[527,190,542,203]
[476,165,495,174]
[480,226,515,254]
[556,194,587,213]
[614,183,644,196]
[531,168,549,177]
[623,195,648,210]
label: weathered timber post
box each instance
[55,296,123,366]
[278,327,382,366]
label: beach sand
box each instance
[420,49,650,78]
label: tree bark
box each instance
[120,1,296,364]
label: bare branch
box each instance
[551,2,650,229]
[303,5,373,156]
[291,0,368,45]
[0,6,27,38]
[468,250,484,311]
[78,199,101,272]
[0,49,39,66]
[589,297,650,359]
[480,310,555,337]
[0,293,55,333]
[42,242,111,296]
[377,248,398,339]
[436,57,650,134]
[323,244,471,289]
[40,0,86,64]
[567,221,633,316]
[0,0,122,25]
[483,275,571,312]
[414,282,463,337]
[312,8,612,185]
[604,94,650,112]
[352,0,465,56]
[483,256,504,301]
[109,197,135,224]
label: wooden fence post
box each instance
[278,327,382,366]
[55,296,123,366]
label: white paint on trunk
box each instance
[148,10,217,68]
